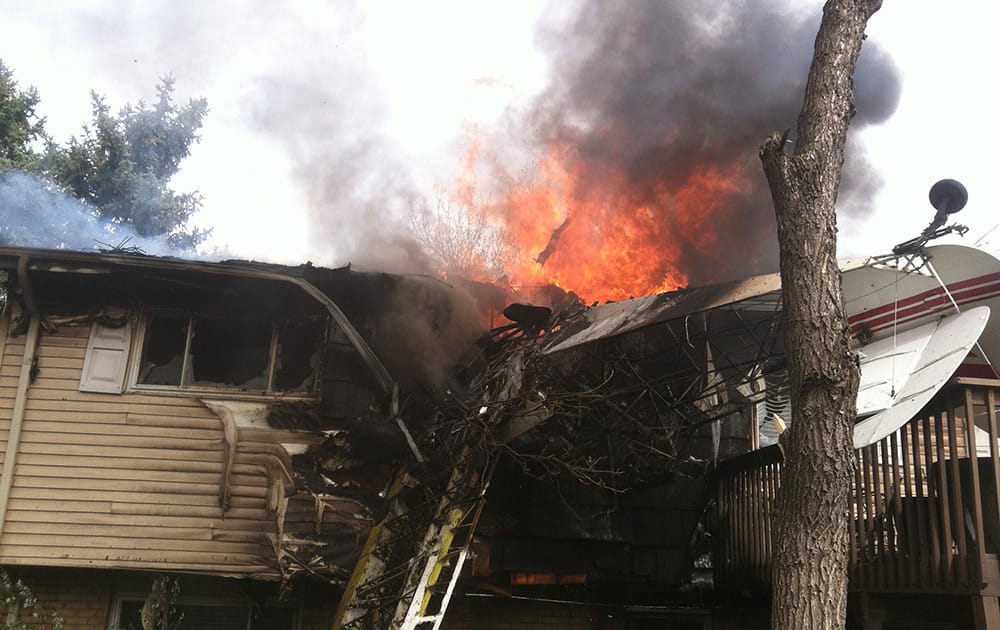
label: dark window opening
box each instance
[630,616,708,630]
[139,313,188,386]
[274,319,324,392]
[190,316,271,388]
[250,604,296,630]
[175,604,250,630]
[138,310,323,394]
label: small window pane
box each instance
[116,600,143,629]
[274,319,323,392]
[176,604,249,630]
[252,604,295,630]
[189,316,271,389]
[139,313,188,386]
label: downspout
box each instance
[0,257,41,539]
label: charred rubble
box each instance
[330,272,789,626]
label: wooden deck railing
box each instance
[714,380,1000,595]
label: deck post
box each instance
[972,595,1000,629]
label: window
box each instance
[137,310,324,394]
[111,596,296,630]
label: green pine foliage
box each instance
[0,61,209,250]
[0,62,45,173]
[43,76,210,249]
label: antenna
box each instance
[924,178,968,234]
[892,179,969,255]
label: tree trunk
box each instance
[759,1,880,628]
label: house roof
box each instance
[0,245,341,283]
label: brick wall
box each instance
[0,566,766,630]
[4,567,113,630]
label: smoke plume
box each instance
[7,0,901,296]
[467,0,901,291]
[247,49,435,275]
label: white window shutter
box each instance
[80,322,132,393]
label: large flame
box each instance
[450,134,751,304]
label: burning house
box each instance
[0,241,775,629]
[0,212,999,629]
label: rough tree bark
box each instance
[759,1,880,628]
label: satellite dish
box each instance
[852,306,990,449]
[929,179,968,215]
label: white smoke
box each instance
[0,171,192,257]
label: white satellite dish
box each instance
[852,306,990,449]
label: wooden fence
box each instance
[715,379,1000,595]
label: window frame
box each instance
[107,592,300,630]
[129,308,325,400]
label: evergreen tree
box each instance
[43,76,209,249]
[0,61,45,172]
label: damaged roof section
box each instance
[541,272,782,355]
[487,274,785,489]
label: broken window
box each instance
[189,316,271,388]
[140,313,189,386]
[274,318,324,392]
[138,310,324,394]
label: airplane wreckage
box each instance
[0,181,998,629]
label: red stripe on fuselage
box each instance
[849,271,1000,325]
[849,273,1000,334]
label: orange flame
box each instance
[449,134,751,304]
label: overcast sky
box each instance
[1,1,997,272]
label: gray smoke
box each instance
[503,0,901,285]
[246,47,434,275]
[0,171,185,256]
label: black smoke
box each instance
[512,0,901,285]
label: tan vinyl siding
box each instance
[0,329,24,470]
[0,322,284,578]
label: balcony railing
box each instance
[714,379,1000,594]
